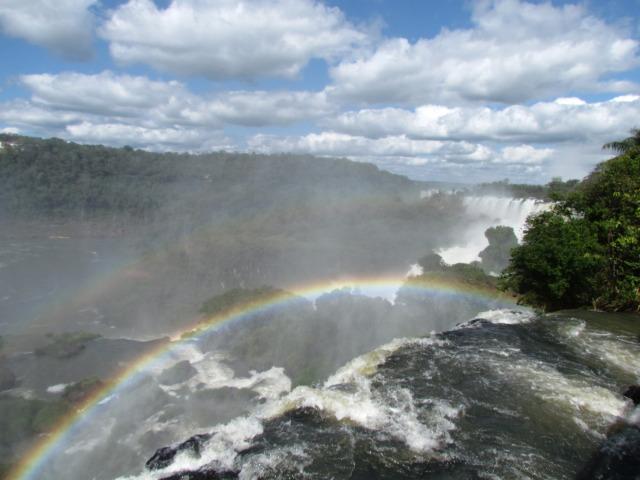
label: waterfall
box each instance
[437,196,552,265]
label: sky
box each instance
[1,0,639,183]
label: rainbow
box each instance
[7,274,515,480]
[18,190,412,334]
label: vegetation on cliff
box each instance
[473,177,579,200]
[0,134,416,221]
[199,286,288,318]
[501,130,640,312]
[417,252,499,290]
[34,332,102,359]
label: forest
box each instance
[0,134,417,221]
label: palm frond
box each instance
[602,128,640,153]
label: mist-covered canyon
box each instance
[0,135,638,480]
[3,0,640,477]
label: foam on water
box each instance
[557,318,640,381]
[270,335,459,454]
[120,417,266,480]
[512,361,624,420]
[173,416,264,473]
[237,445,309,480]
[46,383,69,394]
[76,309,640,480]
[325,336,446,386]
[121,336,460,479]
[457,308,535,328]
[446,312,629,441]
[157,348,292,400]
[628,406,640,426]
[468,346,628,436]
[122,309,631,479]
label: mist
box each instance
[2,136,629,480]
[436,195,552,265]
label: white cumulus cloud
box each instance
[100,0,369,80]
[326,96,640,144]
[16,71,333,128]
[248,131,555,181]
[0,100,85,129]
[494,145,554,165]
[248,131,539,165]
[0,0,96,60]
[22,71,184,116]
[249,132,445,158]
[330,0,639,105]
[2,71,336,151]
[64,121,227,151]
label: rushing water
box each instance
[124,309,638,480]
[30,305,638,480]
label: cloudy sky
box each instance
[1,0,639,183]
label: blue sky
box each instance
[1,0,639,183]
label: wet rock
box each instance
[146,433,211,471]
[34,332,101,359]
[62,377,103,403]
[576,425,640,480]
[159,468,237,480]
[623,385,640,406]
[456,318,489,329]
[158,360,197,386]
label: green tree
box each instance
[566,146,640,309]
[501,212,604,311]
[199,286,287,317]
[603,128,640,154]
[547,177,580,201]
[502,130,640,311]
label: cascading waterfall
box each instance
[437,195,552,265]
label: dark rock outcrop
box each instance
[147,432,239,480]
[623,385,640,406]
[159,468,237,480]
[575,425,640,480]
[576,386,640,479]
[146,433,212,471]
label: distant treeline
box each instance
[0,134,416,221]
[472,177,580,201]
